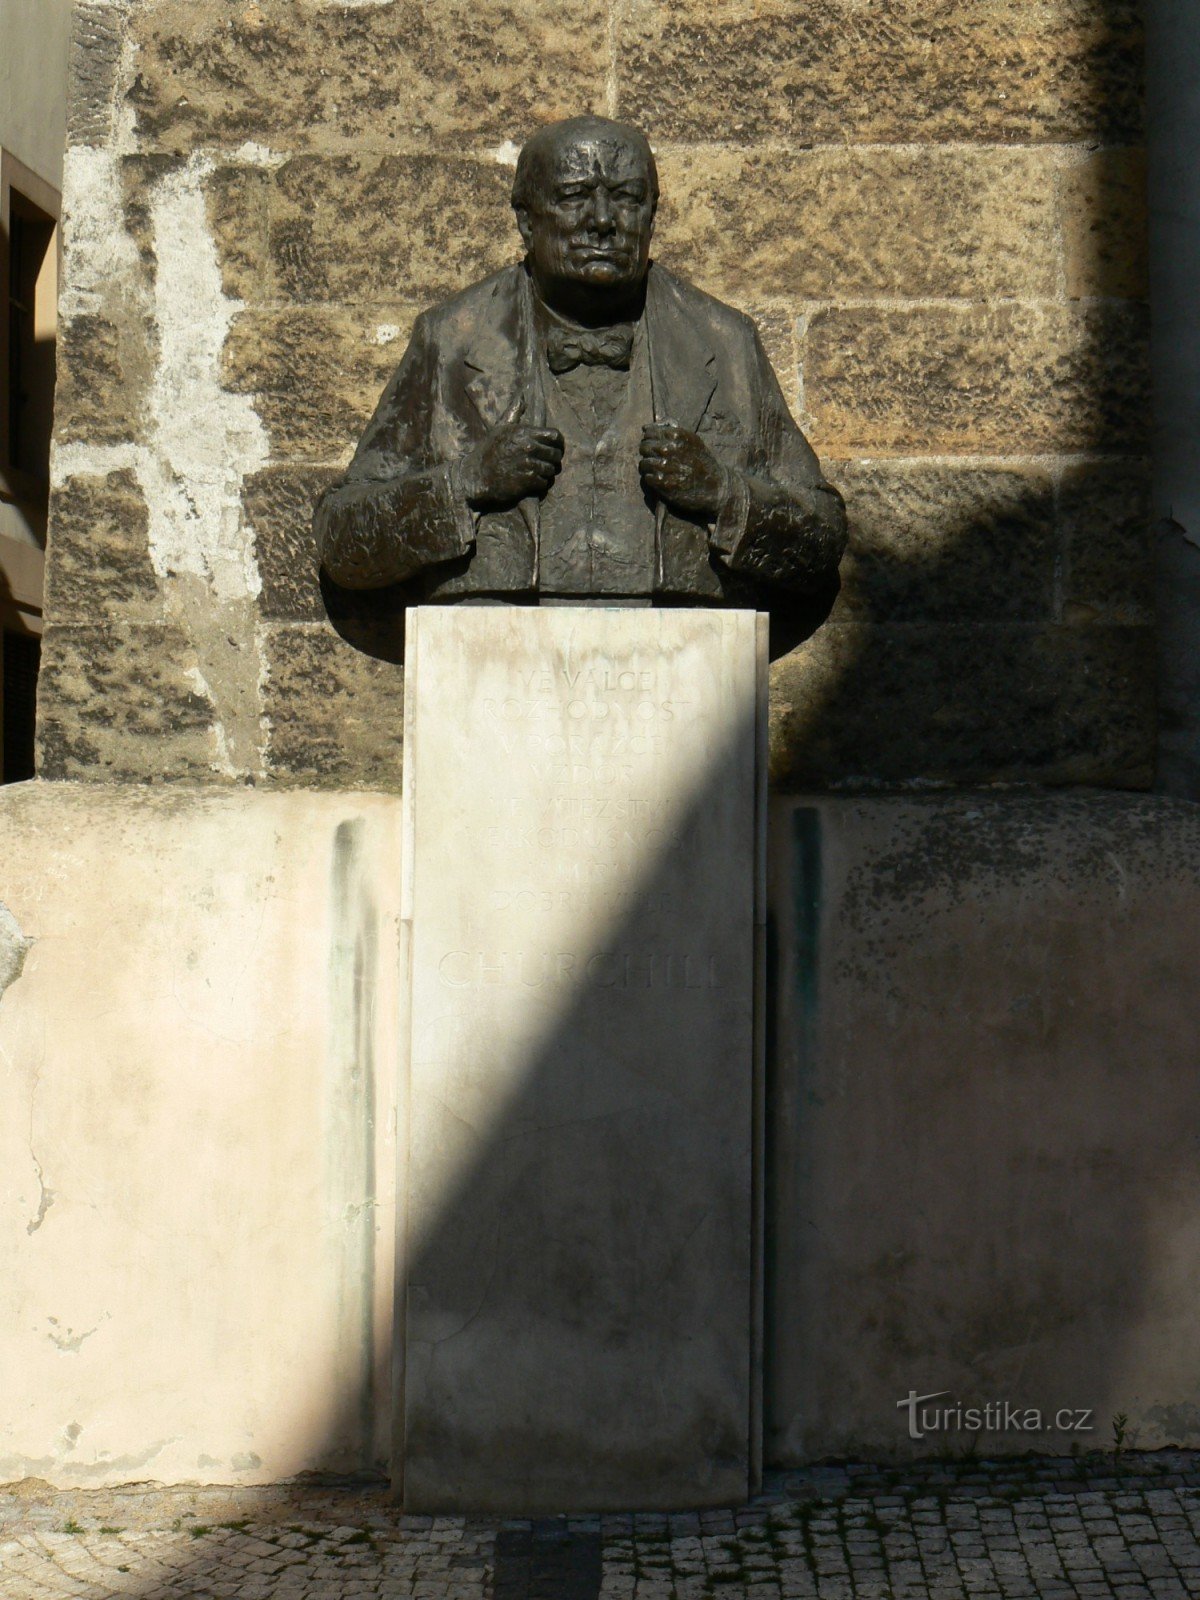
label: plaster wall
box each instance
[767,793,1200,1462]
[3,783,1199,1487]
[0,783,401,1488]
[0,0,71,556]
[0,0,72,189]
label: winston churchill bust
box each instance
[315,115,846,607]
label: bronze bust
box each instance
[315,115,846,607]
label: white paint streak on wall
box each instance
[229,141,288,171]
[54,148,270,592]
[52,147,272,778]
[484,140,521,168]
[141,155,267,604]
[57,146,143,323]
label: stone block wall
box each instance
[41,0,1151,791]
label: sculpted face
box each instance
[515,122,657,317]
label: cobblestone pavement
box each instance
[2,1453,1198,1599]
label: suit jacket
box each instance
[315,261,846,605]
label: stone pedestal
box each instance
[400,606,767,1513]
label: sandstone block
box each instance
[618,0,1143,146]
[803,304,1150,456]
[115,156,270,305]
[244,466,340,621]
[1052,624,1156,786]
[1060,461,1153,625]
[66,1,124,147]
[54,312,152,448]
[37,624,223,782]
[829,463,1056,623]
[739,305,798,412]
[44,470,162,624]
[127,0,608,152]
[261,623,406,789]
[768,621,1153,789]
[269,156,516,306]
[1062,148,1149,300]
[655,148,1060,302]
[205,165,273,304]
[223,306,418,462]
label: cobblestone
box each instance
[0,1455,1198,1598]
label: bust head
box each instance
[511,115,659,326]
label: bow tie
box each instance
[545,324,634,375]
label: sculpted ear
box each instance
[514,205,535,253]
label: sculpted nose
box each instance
[589,187,615,233]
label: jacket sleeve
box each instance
[709,323,846,594]
[314,313,476,589]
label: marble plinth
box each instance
[400,606,766,1513]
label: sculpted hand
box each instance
[459,399,564,506]
[639,422,729,520]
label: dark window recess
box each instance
[3,631,40,782]
[7,196,57,483]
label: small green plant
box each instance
[218,1518,251,1531]
[98,1526,123,1535]
[188,1525,211,1540]
[62,1519,83,1535]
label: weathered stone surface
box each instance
[54,312,152,447]
[618,0,1144,146]
[1062,147,1149,299]
[127,0,608,152]
[261,623,406,789]
[803,304,1151,456]
[244,466,339,621]
[119,156,271,304]
[1060,461,1153,625]
[66,2,125,147]
[743,305,798,411]
[269,156,515,306]
[655,148,1060,302]
[402,606,764,1512]
[246,468,409,661]
[37,624,223,782]
[828,463,1056,623]
[0,783,400,1486]
[1053,624,1157,786]
[40,2,1160,796]
[205,165,273,303]
[117,152,180,270]
[769,621,1154,788]
[44,470,162,624]
[223,307,418,462]
[769,793,1200,1460]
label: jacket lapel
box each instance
[463,275,527,427]
[645,265,719,588]
[646,265,718,432]
[462,269,540,548]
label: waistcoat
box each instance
[535,326,657,598]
